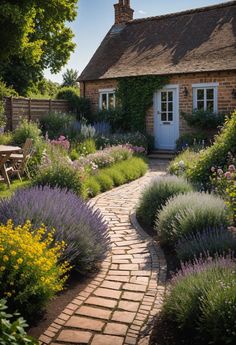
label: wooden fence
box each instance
[4,96,70,130]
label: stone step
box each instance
[148,150,176,160]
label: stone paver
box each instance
[39,160,167,345]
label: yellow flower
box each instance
[13,265,19,270]
[3,255,9,262]
[0,266,5,271]
[11,250,17,256]
[17,258,23,265]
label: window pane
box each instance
[207,89,214,100]
[168,102,173,111]
[102,94,107,110]
[161,113,167,121]
[161,92,167,102]
[197,100,204,110]
[168,112,173,121]
[108,93,115,109]
[197,89,204,100]
[168,92,173,102]
[161,102,167,111]
[207,101,214,111]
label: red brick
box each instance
[112,311,136,323]
[57,330,92,343]
[86,296,117,308]
[118,300,139,312]
[76,306,112,320]
[101,280,122,290]
[94,288,122,299]
[104,322,128,336]
[65,316,104,331]
[122,291,144,301]
[91,334,124,345]
[122,283,147,292]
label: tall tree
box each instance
[62,69,79,87]
[0,0,78,95]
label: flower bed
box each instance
[0,187,110,273]
[0,221,70,321]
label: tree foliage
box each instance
[62,69,79,87]
[0,0,78,95]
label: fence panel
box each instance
[4,97,70,130]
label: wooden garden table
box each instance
[0,145,22,187]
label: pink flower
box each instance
[211,167,216,173]
[224,171,232,180]
[228,165,236,172]
[217,169,224,176]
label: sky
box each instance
[44,0,230,84]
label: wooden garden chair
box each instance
[9,138,33,179]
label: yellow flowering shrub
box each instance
[0,221,71,321]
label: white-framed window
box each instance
[192,83,218,112]
[99,89,116,110]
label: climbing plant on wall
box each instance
[116,75,169,132]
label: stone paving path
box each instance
[39,161,167,345]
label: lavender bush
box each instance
[0,187,110,273]
[163,255,236,345]
[136,175,193,228]
[176,227,236,262]
[156,192,228,246]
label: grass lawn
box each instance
[0,178,31,199]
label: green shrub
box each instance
[83,176,101,198]
[70,148,80,161]
[176,132,208,151]
[0,299,37,345]
[33,162,83,196]
[83,157,148,198]
[136,176,193,228]
[40,112,75,139]
[163,256,236,345]
[0,132,13,145]
[56,87,91,121]
[118,157,148,181]
[181,110,226,130]
[94,173,114,192]
[104,167,126,186]
[0,221,70,321]
[13,119,42,146]
[95,132,149,151]
[77,138,96,156]
[168,149,200,177]
[0,80,18,128]
[189,114,236,187]
[94,108,125,131]
[156,192,228,246]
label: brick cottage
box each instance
[79,0,236,150]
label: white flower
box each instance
[178,160,185,168]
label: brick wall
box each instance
[80,70,236,136]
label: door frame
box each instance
[153,84,180,150]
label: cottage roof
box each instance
[79,1,236,81]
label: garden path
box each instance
[39,160,168,345]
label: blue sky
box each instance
[44,0,230,84]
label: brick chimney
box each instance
[114,0,134,24]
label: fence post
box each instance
[10,96,13,131]
[28,98,32,122]
[49,99,52,113]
